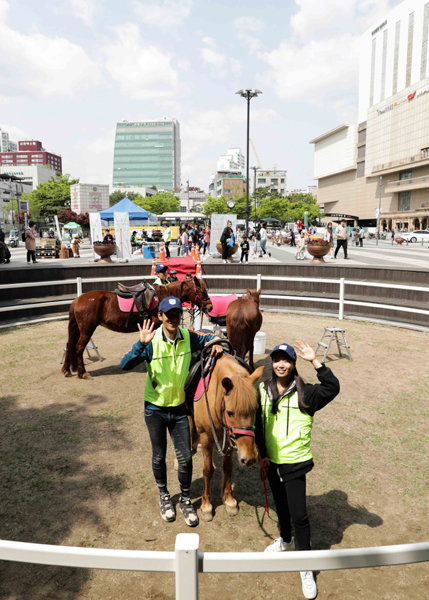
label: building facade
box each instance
[0,140,62,173]
[112,119,181,192]
[209,171,247,199]
[216,148,245,174]
[0,129,17,152]
[70,184,110,213]
[311,0,429,230]
[256,169,288,196]
[0,164,59,190]
[178,188,207,212]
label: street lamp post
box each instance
[236,89,262,233]
[376,175,382,247]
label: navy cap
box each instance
[270,343,296,362]
[158,296,183,313]
[155,264,168,273]
[169,269,177,274]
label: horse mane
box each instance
[215,354,258,415]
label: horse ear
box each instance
[221,377,234,394]
[246,288,251,296]
[248,365,264,386]
[193,276,201,288]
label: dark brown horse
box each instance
[62,277,212,379]
[226,288,263,370]
[194,353,263,521]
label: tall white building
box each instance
[216,148,245,174]
[70,184,110,213]
[0,129,17,152]
[0,164,59,190]
[311,0,429,230]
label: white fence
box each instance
[1,273,429,325]
[0,534,428,600]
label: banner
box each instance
[114,211,132,260]
[209,214,237,255]
[89,212,103,259]
[54,215,62,241]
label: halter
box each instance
[191,281,212,313]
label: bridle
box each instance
[191,280,212,313]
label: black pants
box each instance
[165,241,170,258]
[203,242,209,255]
[268,464,311,550]
[144,404,192,497]
[240,250,248,262]
[334,239,348,258]
[221,243,229,260]
[27,250,36,262]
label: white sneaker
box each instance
[300,570,317,599]
[264,536,295,552]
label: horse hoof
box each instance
[80,372,91,379]
[200,509,213,522]
[63,370,72,377]
[224,502,239,517]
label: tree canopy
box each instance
[134,191,180,215]
[24,175,79,218]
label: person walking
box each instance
[255,341,340,599]
[203,225,211,255]
[240,234,250,263]
[163,225,172,259]
[180,227,189,256]
[259,222,271,257]
[359,227,364,247]
[323,222,334,258]
[25,221,38,264]
[290,229,296,247]
[120,297,222,526]
[220,220,233,264]
[334,219,348,259]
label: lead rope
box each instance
[258,454,269,515]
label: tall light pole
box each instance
[236,89,262,233]
[251,166,258,221]
[376,175,382,247]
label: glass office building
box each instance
[112,119,181,191]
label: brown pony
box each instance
[62,277,212,379]
[194,353,263,521]
[226,288,263,370]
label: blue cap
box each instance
[270,343,296,362]
[158,296,182,313]
[155,264,168,273]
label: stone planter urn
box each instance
[395,237,405,245]
[306,243,331,264]
[216,242,238,258]
[93,243,116,263]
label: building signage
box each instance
[377,85,429,115]
[325,212,359,220]
[372,20,387,36]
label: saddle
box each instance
[115,280,158,327]
[117,281,146,295]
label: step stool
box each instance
[315,327,352,362]
[60,337,102,364]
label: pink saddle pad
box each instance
[208,294,237,317]
[117,295,139,313]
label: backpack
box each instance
[256,232,261,241]
[22,231,26,242]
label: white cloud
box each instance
[201,37,242,78]
[234,16,263,54]
[0,4,100,97]
[65,129,115,184]
[104,24,181,101]
[71,0,98,26]
[134,0,192,28]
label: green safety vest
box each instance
[259,382,313,464]
[145,327,191,407]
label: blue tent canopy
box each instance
[99,197,153,220]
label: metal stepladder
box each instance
[315,327,352,362]
[60,338,102,365]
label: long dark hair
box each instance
[269,367,309,414]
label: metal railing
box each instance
[1,274,429,325]
[0,535,427,600]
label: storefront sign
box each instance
[377,85,429,115]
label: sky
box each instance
[0,0,402,193]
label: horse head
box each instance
[182,276,213,313]
[246,288,261,305]
[220,364,264,466]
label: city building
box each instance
[311,0,429,231]
[112,119,181,192]
[216,148,245,174]
[0,173,31,231]
[0,164,59,190]
[178,187,207,212]
[209,171,247,199]
[111,185,157,198]
[0,140,62,173]
[255,169,288,196]
[70,184,110,213]
[0,129,17,152]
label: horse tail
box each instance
[67,301,80,372]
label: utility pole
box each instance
[251,166,258,221]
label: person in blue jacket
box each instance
[121,296,222,527]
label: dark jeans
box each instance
[203,242,209,255]
[334,239,348,258]
[268,464,311,550]
[165,241,170,258]
[240,250,248,262]
[27,250,36,262]
[144,404,192,497]
[221,243,229,260]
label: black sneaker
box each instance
[179,497,199,527]
[160,493,176,522]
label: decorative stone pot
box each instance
[306,244,331,264]
[93,244,116,263]
[216,242,238,258]
[395,237,405,245]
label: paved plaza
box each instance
[3,238,429,271]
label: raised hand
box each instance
[295,341,316,362]
[138,319,156,345]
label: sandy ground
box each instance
[0,311,428,600]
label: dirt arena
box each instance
[0,311,428,600]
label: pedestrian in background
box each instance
[25,221,38,264]
[334,219,348,259]
[220,220,233,264]
[359,227,364,247]
[323,222,334,258]
[240,234,250,263]
[203,225,211,255]
[259,222,271,258]
[163,225,172,259]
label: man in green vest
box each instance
[121,296,222,527]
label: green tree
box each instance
[109,190,142,206]
[24,175,79,218]
[134,191,180,215]
[203,196,228,216]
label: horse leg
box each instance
[61,305,79,377]
[200,432,215,521]
[75,328,96,379]
[248,340,255,371]
[222,452,238,516]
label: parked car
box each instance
[400,230,429,243]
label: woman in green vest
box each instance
[255,341,339,600]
